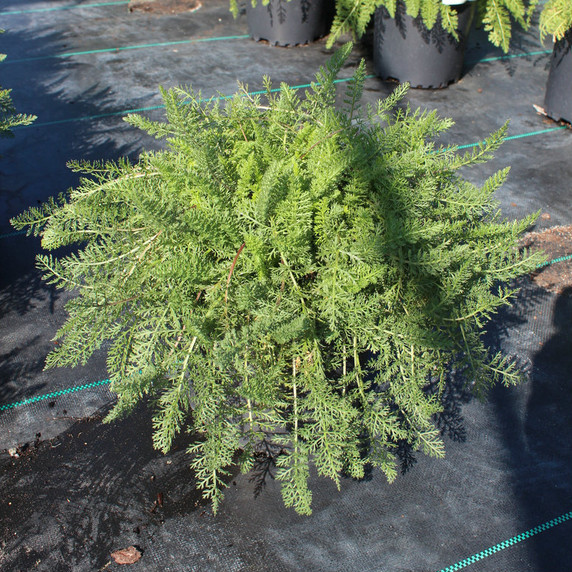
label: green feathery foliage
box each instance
[328,0,538,52]
[478,0,538,52]
[1,32,36,138]
[230,0,275,18]
[13,44,542,515]
[539,0,572,41]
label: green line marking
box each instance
[0,1,129,16]
[437,511,572,572]
[467,49,552,64]
[504,126,569,141]
[16,70,570,135]
[536,253,572,268]
[456,126,568,150]
[7,41,553,66]
[19,76,367,128]
[24,104,167,128]
[0,230,26,239]
[0,379,112,412]
[5,35,251,64]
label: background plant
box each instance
[1,31,36,138]
[13,44,541,515]
[539,0,572,41]
[328,0,538,52]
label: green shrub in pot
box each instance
[12,45,542,515]
[328,0,538,52]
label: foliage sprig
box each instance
[1,31,36,138]
[539,0,572,41]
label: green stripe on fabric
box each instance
[19,76,370,128]
[0,230,26,239]
[467,49,552,64]
[0,379,112,412]
[536,253,572,268]
[503,126,569,141]
[456,126,568,150]
[6,42,554,66]
[437,511,572,572]
[0,1,129,16]
[5,35,251,64]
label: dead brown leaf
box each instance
[111,546,142,565]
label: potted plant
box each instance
[328,0,538,87]
[539,0,572,123]
[13,44,542,515]
[371,0,477,88]
[231,0,335,46]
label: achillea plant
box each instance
[13,44,541,514]
[328,0,538,52]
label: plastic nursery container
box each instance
[246,0,334,46]
[373,0,475,88]
[543,29,572,124]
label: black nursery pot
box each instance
[246,0,334,46]
[543,30,572,124]
[373,2,475,88]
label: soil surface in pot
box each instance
[128,0,202,13]
[521,225,572,293]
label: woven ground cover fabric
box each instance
[0,0,571,570]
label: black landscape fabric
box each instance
[1,0,571,570]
